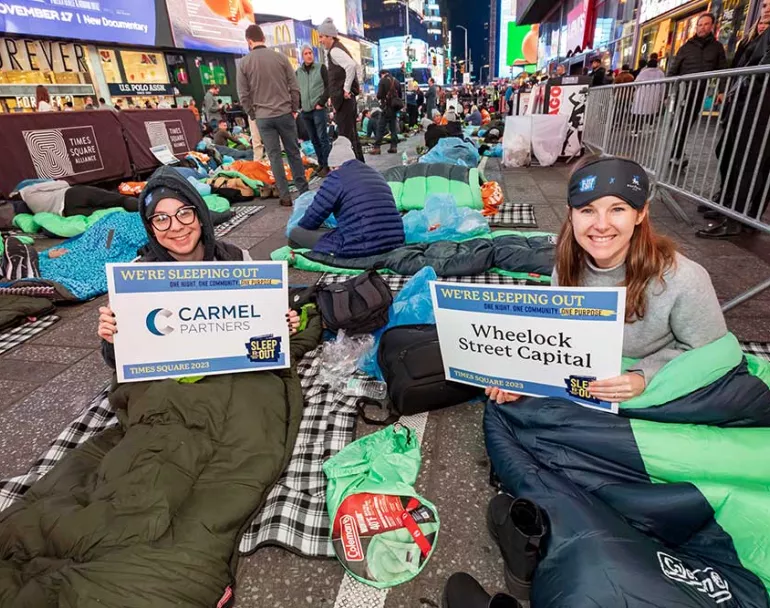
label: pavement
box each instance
[0,131,768,608]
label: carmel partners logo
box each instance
[23,126,104,179]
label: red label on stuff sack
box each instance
[331,493,438,583]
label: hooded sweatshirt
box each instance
[101,166,249,369]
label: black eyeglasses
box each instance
[149,206,198,232]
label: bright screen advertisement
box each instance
[500,22,538,75]
[0,0,155,45]
[345,0,364,37]
[251,0,348,35]
[497,0,515,77]
[379,36,429,70]
[165,0,254,54]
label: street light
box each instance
[455,25,468,79]
[479,63,489,83]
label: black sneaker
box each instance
[3,237,40,281]
[696,219,743,239]
[487,494,547,602]
[442,573,522,608]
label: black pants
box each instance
[335,97,364,162]
[288,226,332,250]
[63,186,139,217]
[717,92,770,218]
[672,89,706,160]
[407,104,418,127]
[375,111,399,149]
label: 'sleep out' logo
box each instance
[146,308,174,336]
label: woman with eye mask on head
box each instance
[487,156,727,405]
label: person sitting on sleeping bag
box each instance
[287,136,405,259]
[487,156,727,405]
[97,166,301,367]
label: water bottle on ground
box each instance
[402,151,409,166]
[344,378,388,400]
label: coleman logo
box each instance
[23,126,103,179]
[340,515,364,562]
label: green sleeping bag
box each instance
[383,164,483,212]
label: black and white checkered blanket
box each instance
[319,272,529,292]
[741,342,770,362]
[214,205,264,237]
[487,203,537,228]
[0,314,59,356]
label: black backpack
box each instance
[367,324,481,423]
[316,270,393,335]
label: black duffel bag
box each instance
[372,324,482,422]
[316,269,393,335]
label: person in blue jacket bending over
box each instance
[288,136,405,258]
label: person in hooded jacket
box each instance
[97,167,302,366]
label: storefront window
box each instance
[639,20,671,65]
[120,51,169,84]
[166,54,189,85]
[716,0,751,58]
[196,57,228,86]
[98,49,122,83]
[0,38,92,86]
[673,12,700,55]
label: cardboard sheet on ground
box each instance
[106,261,289,383]
[431,282,625,413]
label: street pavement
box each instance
[0,131,768,608]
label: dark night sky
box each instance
[446,0,491,78]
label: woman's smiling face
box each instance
[570,195,646,268]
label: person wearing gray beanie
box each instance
[318,18,365,163]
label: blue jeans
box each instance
[256,113,309,200]
[302,108,331,168]
[214,144,253,160]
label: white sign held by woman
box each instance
[106,261,289,383]
[430,282,626,413]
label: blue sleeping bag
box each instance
[418,137,480,168]
[39,213,148,301]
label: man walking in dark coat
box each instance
[667,12,727,166]
[318,18,365,162]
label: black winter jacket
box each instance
[667,34,727,76]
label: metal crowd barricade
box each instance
[583,65,770,312]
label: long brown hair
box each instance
[556,169,678,323]
[35,85,50,106]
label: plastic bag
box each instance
[323,425,439,588]
[285,191,338,238]
[318,329,375,391]
[359,267,438,380]
[481,181,504,216]
[531,114,569,167]
[402,194,490,244]
[187,176,212,196]
[301,140,316,157]
[482,143,503,157]
[417,137,480,168]
[502,116,531,168]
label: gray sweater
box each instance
[237,45,300,120]
[552,253,727,381]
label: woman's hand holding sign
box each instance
[98,306,118,344]
[486,387,522,404]
[287,310,300,335]
[587,373,646,403]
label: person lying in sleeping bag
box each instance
[287,136,405,259]
[487,155,727,405]
[98,165,301,365]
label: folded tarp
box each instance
[485,333,770,607]
[272,231,555,282]
[383,163,484,212]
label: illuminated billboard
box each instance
[166,0,253,53]
[499,21,538,76]
[379,36,429,70]
[251,0,349,34]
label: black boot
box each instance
[442,572,522,608]
[487,494,547,601]
[696,218,743,239]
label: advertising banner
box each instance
[252,0,348,35]
[431,282,625,413]
[0,110,130,195]
[116,109,202,172]
[165,0,253,54]
[106,261,290,383]
[380,36,407,70]
[546,79,589,157]
[108,83,176,96]
[0,0,156,45]
[640,0,691,23]
[566,0,589,52]
[345,0,364,38]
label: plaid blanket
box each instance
[213,205,264,237]
[319,272,529,292]
[741,341,770,362]
[0,314,59,356]
[487,203,537,228]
